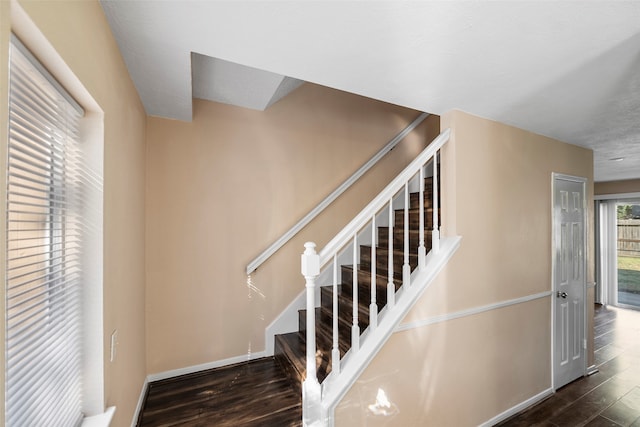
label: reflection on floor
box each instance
[498,304,640,426]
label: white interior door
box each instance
[553,174,586,389]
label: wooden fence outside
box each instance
[618,219,640,257]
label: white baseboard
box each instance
[130,378,148,427]
[479,387,553,427]
[146,351,268,383]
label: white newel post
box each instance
[301,242,322,426]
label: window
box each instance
[6,35,87,426]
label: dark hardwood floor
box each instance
[499,304,640,427]
[137,304,639,426]
[137,357,301,426]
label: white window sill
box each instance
[81,407,116,427]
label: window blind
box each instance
[6,36,85,427]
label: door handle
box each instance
[557,291,567,299]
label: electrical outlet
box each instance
[110,330,118,362]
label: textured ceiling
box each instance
[100,1,640,182]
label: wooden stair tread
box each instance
[275,329,346,385]
[341,264,403,289]
[319,284,373,332]
[359,245,419,276]
[360,244,420,258]
[299,307,357,352]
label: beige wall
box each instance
[595,178,640,196]
[1,1,147,426]
[335,110,594,426]
[145,88,439,373]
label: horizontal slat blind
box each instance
[6,38,84,427]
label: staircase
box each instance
[274,176,437,395]
[137,129,458,427]
[136,176,441,426]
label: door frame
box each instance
[551,173,588,390]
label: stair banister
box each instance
[331,255,340,374]
[369,215,377,331]
[246,112,430,275]
[351,234,360,352]
[317,128,451,268]
[387,198,395,308]
[432,151,440,254]
[403,184,411,286]
[419,166,426,269]
[299,128,453,427]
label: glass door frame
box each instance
[596,196,640,309]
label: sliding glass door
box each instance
[597,200,640,309]
[617,203,640,308]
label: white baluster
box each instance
[331,254,340,375]
[418,166,427,270]
[403,183,411,286]
[352,234,360,352]
[369,215,378,331]
[387,198,395,308]
[301,242,321,424]
[432,151,440,254]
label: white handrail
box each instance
[246,112,430,275]
[318,128,450,268]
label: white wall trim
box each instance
[146,351,268,383]
[395,291,552,332]
[130,378,148,427]
[478,387,554,427]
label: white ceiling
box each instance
[100,1,640,182]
